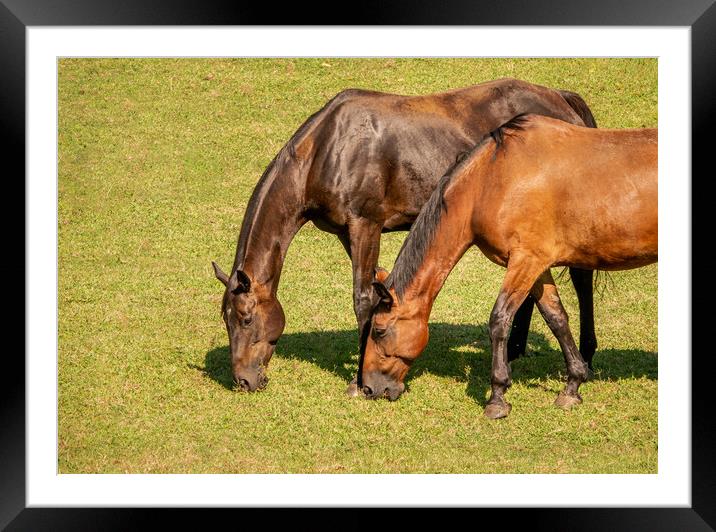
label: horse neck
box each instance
[400,183,476,316]
[232,153,307,296]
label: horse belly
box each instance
[561,212,657,271]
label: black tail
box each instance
[558,89,598,128]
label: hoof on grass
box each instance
[484,402,512,419]
[554,392,582,410]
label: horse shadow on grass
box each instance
[198,323,657,407]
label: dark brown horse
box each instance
[361,114,657,418]
[211,78,599,393]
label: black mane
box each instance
[384,114,529,299]
[384,171,452,299]
[489,113,529,151]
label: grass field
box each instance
[58,58,658,474]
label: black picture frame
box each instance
[3,1,711,529]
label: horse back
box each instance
[475,116,657,270]
[300,81,591,231]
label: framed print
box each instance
[3,0,713,529]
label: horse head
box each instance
[360,267,429,401]
[212,262,285,392]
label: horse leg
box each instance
[531,270,589,409]
[485,255,545,419]
[507,295,535,362]
[341,218,382,397]
[337,231,361,397]
[569,267,597,370]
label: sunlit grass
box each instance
[58,58,657,473]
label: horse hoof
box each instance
[554,392,582,410]
[484,402,512,419]
[345,380,362,398]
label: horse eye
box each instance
[242,317,253,327]
[373,327,387,338]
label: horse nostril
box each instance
[362,386,373,396]
[238,378,251,391]
[258,374,269,389]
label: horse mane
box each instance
[232,90,363,273]
[489,113,530,153]
[384,114,530,299]
[384,171,452,299]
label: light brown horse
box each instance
[361,114,657,418]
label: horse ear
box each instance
[232,270,252,295]
[371,281,394,309]
[373,267,389,284]
[212,261,229,287]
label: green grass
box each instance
[58,58,658,474]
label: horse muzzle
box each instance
[233,368,269,392]
[361,371,405,401]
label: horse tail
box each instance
[556,267,613,297]
[558,89,598,128]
